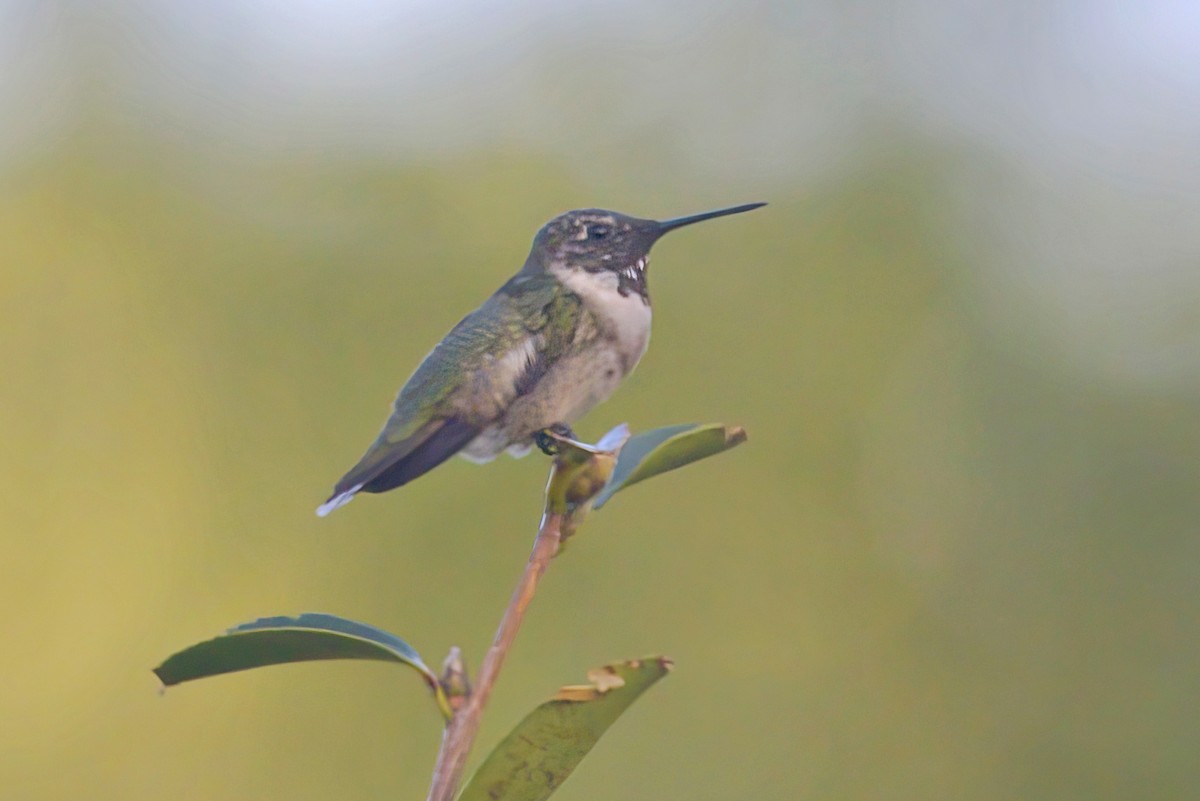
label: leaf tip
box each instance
[726,426,748,447]
[152,664,177,689]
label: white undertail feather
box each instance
[505,442,534,458]
[315,482,363,517]
[457,447,496,465]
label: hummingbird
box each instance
[316,201,765,517]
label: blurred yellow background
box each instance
[2,2,1198,799]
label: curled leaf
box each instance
[542,424,630,517]
[458,657,673,801]
[153,613,451,720]
[592,423,747,509]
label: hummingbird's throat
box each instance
[616,256,649,301]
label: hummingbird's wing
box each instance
[317,273,583,516]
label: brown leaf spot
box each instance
[586,666,626,693]
[553,684,601,702]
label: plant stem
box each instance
[425,510,565,801]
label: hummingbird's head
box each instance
[522,203,766,301]
[524,209,659,299]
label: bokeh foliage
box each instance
[2,2,1199,800]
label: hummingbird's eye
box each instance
[586,224,611,241]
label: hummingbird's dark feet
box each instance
[534,423,576,456]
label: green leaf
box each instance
[458,657,673,801]
[592,423,747,509]
[153,613,451,719]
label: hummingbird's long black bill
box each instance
[656,202,767,234]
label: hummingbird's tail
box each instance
[316,417,479,517]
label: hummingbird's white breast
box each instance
[551,259,653,372]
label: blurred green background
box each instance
[3,1,1198,799]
